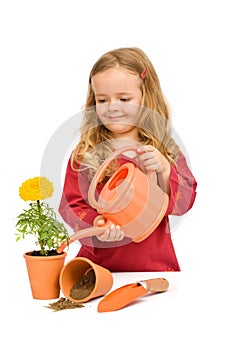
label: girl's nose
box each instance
[108,101,120,112]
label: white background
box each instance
[0,1,232,349]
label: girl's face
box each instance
[91,65,142,141]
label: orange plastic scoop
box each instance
[97,278,169,312]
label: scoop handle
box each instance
[139,278,169,293]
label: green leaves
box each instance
[15,200,69,255]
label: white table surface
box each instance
[1,246,231,350]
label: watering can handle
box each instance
[88,144,157,209]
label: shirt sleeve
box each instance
[166,151,197,216]
[58,157,100,246]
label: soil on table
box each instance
[45,269,96,311]
[46,297,84,311]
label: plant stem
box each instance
[37,200,45,255]
[37,199,41,212]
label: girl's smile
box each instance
[91,65,142,140]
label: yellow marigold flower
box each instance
[19,176,54,201]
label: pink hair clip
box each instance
[140,67,147,79]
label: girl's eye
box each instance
[96,97,130,103]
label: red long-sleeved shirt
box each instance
[58,151,197,271]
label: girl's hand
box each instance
[136,145,171,194]
[97,223,125,241]
[93,216,124,241]
[136,145,170,173]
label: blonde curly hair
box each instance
[72,47,179,180]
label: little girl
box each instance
[59,47,197,271]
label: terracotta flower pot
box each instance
[59,257,113,303]
[24,251,67,300]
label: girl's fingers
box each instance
[137,147,165,173]
[137,145,154,154]
[97,218,106,226]
[115,225,124,241]
[97,230,110,241]
[97,224,124,241]
[137,151,154,161]
[117,230,125,241]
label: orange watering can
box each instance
[57,145,169,253]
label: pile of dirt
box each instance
[46,297,84,311]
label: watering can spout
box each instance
[56,224,110,253]
[57,145,169,253]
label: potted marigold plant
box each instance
[16,176,69,300]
